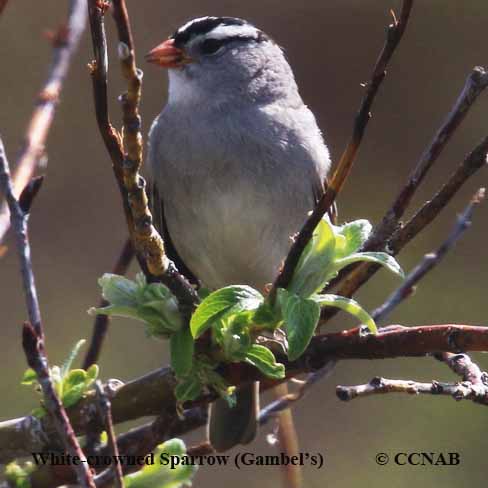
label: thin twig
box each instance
[321,133,488,323]
[340,191,486,406]
[0,137,95,487]
[366,67,488,250]
[95,382,125,488]
[258,361,337,425]
[28,407,191,488]
[336,374,488,405]
[270,0,414,300]
[83,238,134,369]
[272,383,302,488]
[0,0,87,244]
[87,0,198,320]
[94,412,178,488]
[0,140,42,334]
[372,188,485,323]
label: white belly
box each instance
[164,177,309,290]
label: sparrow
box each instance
[146,16,331,451]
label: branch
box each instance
[0,141,42,334]
[372,188,485,322]
[94,382,124,488]
[0,0,87,244]
[0,137,95,487]
[2,323,488,466]
[258,361,337,425]
[27,407,189,488]
[271,383,302,488]
[390,137,488,251]
[366,67,488,250]
[87,0,198,320]
[321,133,488,322]
[270,0,414,299]
[336,374,488,405]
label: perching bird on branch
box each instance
[146,16,331,451]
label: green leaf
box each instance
[288,217,337,297]
[203,368,234,403]
[22,341,100,413]
[88,304,143,321]
[5,461,36,488]
[190,285,263,338]
[334,219,372,258]
[62,386,88,409]
[221,328,252,360]
[174,376,202,404]
[31,407,46,418]
[244,344,285,379]
[170,327,194,377]
[50,366,63,396]
[86,364,99,383]
[62,369,92,408]
[142,282,175,302]
[62,369,87,391]
[279,289,321,361]
[21,368,37,386]
[313,293,377,333]
[124,439,197,488]
[252,302,279,328]
[90,277,183,338]
[98,274,139,307]
[331,251,404,278]
[61,339,86,378]
[137,302,182,337]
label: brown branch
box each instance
[339,190,487,406]
[4,323,488,488]
[366,67,488,250]
[44,353,486,485]
[270,0,414,299]
[83,238,134,369]
[0,137,95,487]
[87,0,198,320]
[390,137,488,251]
[0,0,87,244]
[0,140,43,336]
[27,406,190,488]
[272,383,302,488]
[3,323,488,467]
[321,133,488,323]
[94,382,124,488]
[372,188,485,323]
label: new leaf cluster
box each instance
[92,217,403,403]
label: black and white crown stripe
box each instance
[171,16,268,48]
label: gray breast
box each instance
[148,102,330,290]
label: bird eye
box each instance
[200,38,225,55]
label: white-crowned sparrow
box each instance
[146,16,331,451]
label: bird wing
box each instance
[149,179,200,285]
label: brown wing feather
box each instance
[149,181,200,286]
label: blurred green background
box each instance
[1,1,488,486]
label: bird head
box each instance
[145,16,298,106]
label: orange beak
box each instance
[145,38,192,68]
